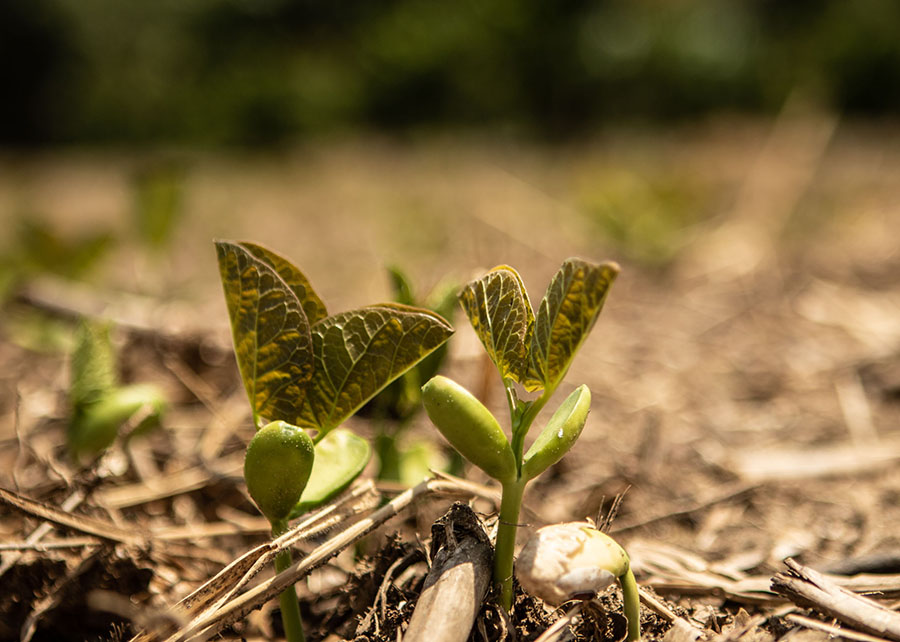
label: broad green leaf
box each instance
[291,428,370,516]
[459,266,534,383]
[297,304,453,431]
[528,259,619,390]
[240,241,328,324]
[215,240,314,425]
[70,321,117,408]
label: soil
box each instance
[1,120,900,641]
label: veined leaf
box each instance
[240,241,328,325]
[459,266,534,383]
[528,259,619,390]
[291,428,371,517]
[298,304,453,431]
[215,240,314,425]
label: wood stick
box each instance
[771,558,900,642]
[403,503,493,642]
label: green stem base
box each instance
[495,480,526,611]
[619,567,641,642]
[273,520,306,642]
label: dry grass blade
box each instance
[130,477,471,642]
[772,558,900,641]
[785,613,896,642]
[0,489,86,578]
[533,604,582,642]
[0,486,143,546]
[95,453,244,509]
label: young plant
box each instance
[516,522,641,641]
[68,320,166,463]
[360,265,459,484]
[422,258,618,610]
[215,240,453,642]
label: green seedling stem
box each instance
[494,381,555,607]
[272,519,306,642]
[619,566,641,642]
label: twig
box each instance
[772,558,900,641]
[610,482,757,534]
[132,477,473,642]
[0,488,87,579]
[533,604,581,642]
[404,504,493,642]
[0,486,144,546]
[785,613,896,642]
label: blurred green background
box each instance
[3,0,899,146]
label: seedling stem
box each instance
[272,519,306,642]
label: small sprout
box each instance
[244,421,315,523]
[361,265,460,483]
[68,321,166,462]
[423,258,618,610]
[422,375,517,484]
[215,240,453,642]
[517,523,641,641]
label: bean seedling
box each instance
[68,320,166,463]
[517,522,640,641]
[422,258,618,610]
[360,265,459,484]
[215,240,453,642]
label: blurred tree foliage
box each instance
[2,0,899,145]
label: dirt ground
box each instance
[1,115,900,642]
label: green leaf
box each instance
[298,304,453,432]
[291,428,370,516]
[459,266,534,384]
[215,240,315,426]
[240,241,328,324]
[528,259,619,390]
[521,385,591,481]
[70,321,117,408]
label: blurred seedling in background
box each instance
[215,240,452,642]
[359,265,460,485]
[68,320,166,464]
[422,258,618,610]
[133,161,185,253]
[0,217,114,301]
[578,169,706,268]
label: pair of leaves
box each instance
[459,258,619,393]
[215,241,454,434]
